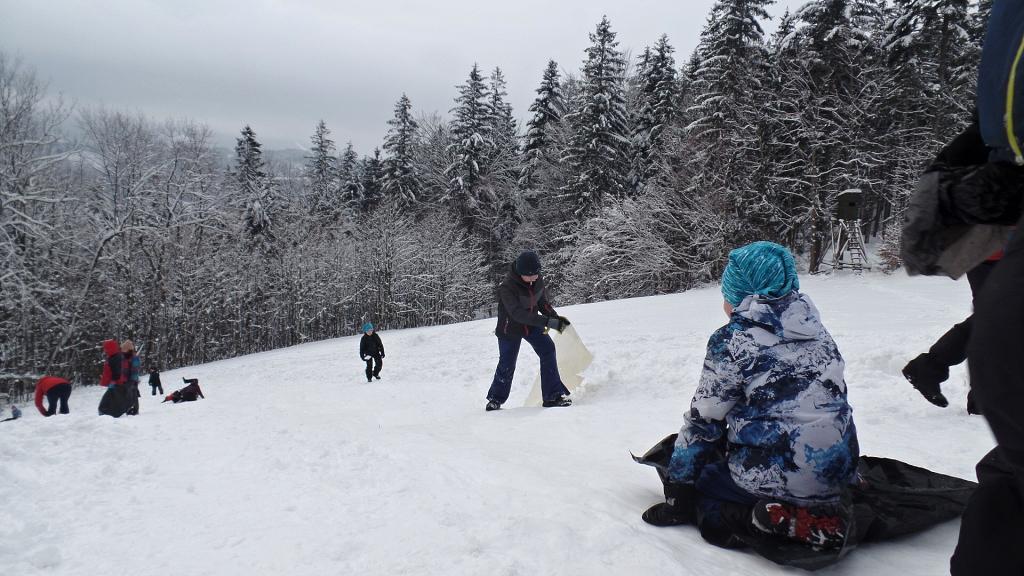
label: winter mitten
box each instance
[558,315,571,327]
[901,354,949,408]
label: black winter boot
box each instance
[642,482,697,527]
[542,395,572,408]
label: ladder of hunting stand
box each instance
[832,218,869,272]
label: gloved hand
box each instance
[902,354,949,408]
[546,316,568,333]
[380,353,385,359]
[558,316,570,327]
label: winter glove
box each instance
[557,315,570,327]
[902,354,950,408]
[545,316,567,333]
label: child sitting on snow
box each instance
[642,241,859,550]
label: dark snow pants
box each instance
[126,382,140,415]
[955,213,1024,575]
[951,448,1024,575]
[45,383,71,415]
[486,326,569,404]
[365,356,382,381]
[151,383,163,395]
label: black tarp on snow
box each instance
[634,434,977,571]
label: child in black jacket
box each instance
[359,323,385,382]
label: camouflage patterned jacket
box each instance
[668,291,859,505]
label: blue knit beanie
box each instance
[720,241,800,307]
[362,322,374,333]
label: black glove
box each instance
[545,316,567,333]
[902,354,949,408]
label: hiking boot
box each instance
[642,502,693,527]
[751,499,849,550]
[485,399,501,412]
[542,395,572,408]
[374,375,381,380]
[902,354,949,407]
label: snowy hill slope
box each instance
[0,273,993,575]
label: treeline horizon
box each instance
[1,0,986,384]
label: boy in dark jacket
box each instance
[149,368,163,396]
[360,323,385,382]
[485,250,572,411]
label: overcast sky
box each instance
[0,0,805,153]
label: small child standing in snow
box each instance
[642,241,859,550]
[149,368,163,396]
[359,323,385,382]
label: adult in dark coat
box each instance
[34,376,72,416]
[918,2,1024,573]
[359,323,385,382]
[485,250,571,411]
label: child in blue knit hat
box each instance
[642,241,860,551]
[359,322,385,382]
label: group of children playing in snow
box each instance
[363,242,860,553]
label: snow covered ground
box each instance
[0,272,993,575]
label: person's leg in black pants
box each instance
[953,222,1024,574]
[45,383,71,415]
[365,359,374,382]
[45,388,59,416]
[372,356,382,379]
[486,337,522,405]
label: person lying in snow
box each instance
[163,378,205,403]
[642,241,859,550]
